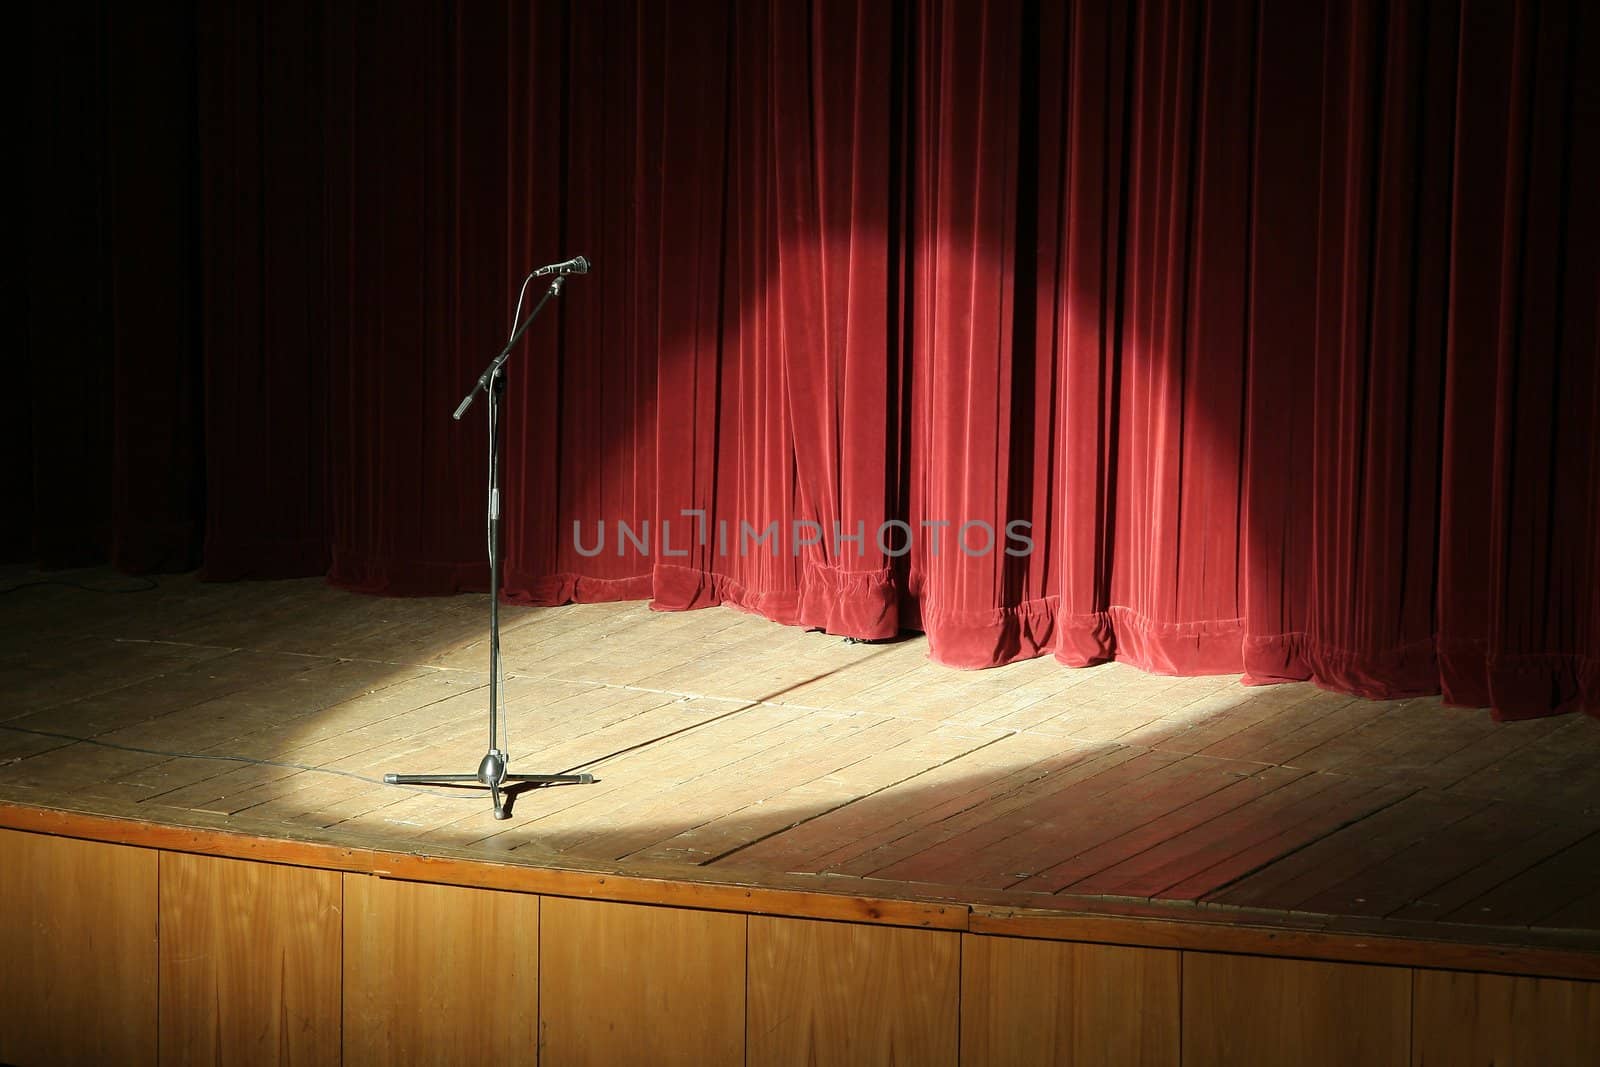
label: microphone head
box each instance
[533,255,591,278]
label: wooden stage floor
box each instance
[3,568,1599,966]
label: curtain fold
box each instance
[198,0,329,580]
[1430,0,1600,717]
[1242,0,1460,697]
[19,0,1597,720]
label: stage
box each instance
[3,571,1598,1064]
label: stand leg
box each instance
[383,762,595,819]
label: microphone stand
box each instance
[385,273,594,819]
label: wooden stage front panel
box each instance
[4,828,1599,1065]
[344,876,540,1064]
[0,831,158,1067]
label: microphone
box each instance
[531,255,591,277]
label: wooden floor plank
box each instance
[1271,698,1423,772]
[1118,686,1337,755]
[828,744,1158,880]
[729,734,1117,875]
[943,676,1087,732]
[635,724,1013,866]
[1295,801,1591,920]
[1441,830,1600,928]
[0,638,236,720]
[511,709,893,860]
[1013,764,1313,894]
[1190,689,1391,765]
[1051,768,1352,898]
[1408,711,1571,790]
[8,651,329,752]
[1157,777,1418,902]
[1446,719,1600,811]
[1208,790,1486,911]
[123,675,489,812]
[1388,816,1600,926]
[878,754,1256,890]
[1544,888,1600,931]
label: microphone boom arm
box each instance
[453,274,566,421]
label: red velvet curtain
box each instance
[17,1,1598,720]
[545,0,909,638]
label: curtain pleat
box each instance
[198,0,329,580]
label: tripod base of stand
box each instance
[385,750,593,820]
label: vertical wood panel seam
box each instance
[1408,967,1418,1067]
[540,895,547,1067]
[339,870,346,1067]
[742,912,750,1067]
[537,892,544,1067]
[156,848,163,1067]
[956,927,964,1064]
